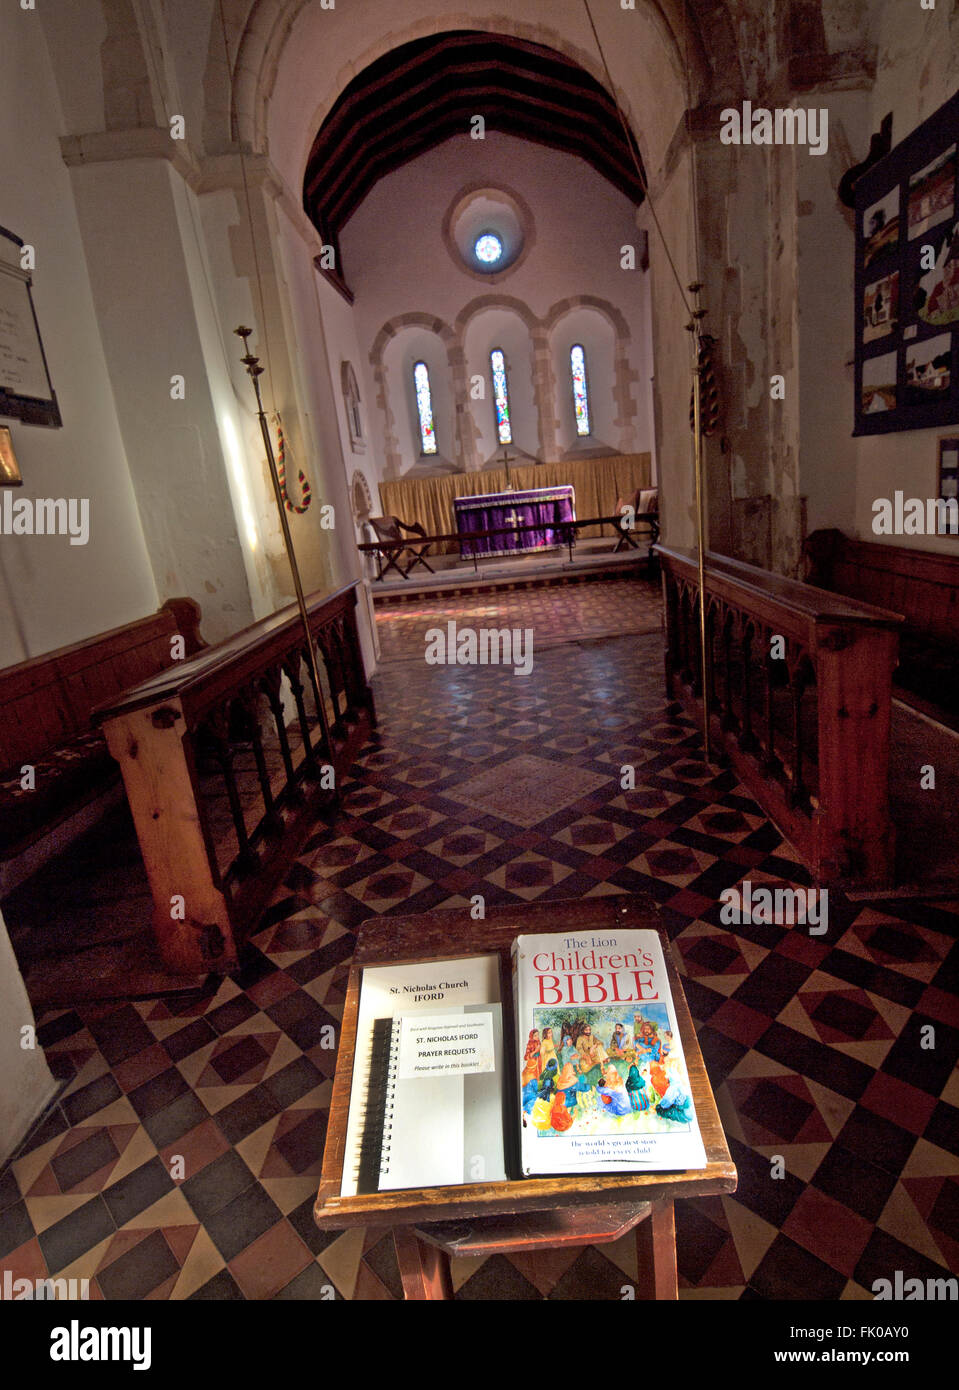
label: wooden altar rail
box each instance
[360,513,660,578]
[95,582,375,975]
[656,545,903,888]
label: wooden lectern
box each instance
[314,896,736,1299]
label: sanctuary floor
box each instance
[1,578,957,1300]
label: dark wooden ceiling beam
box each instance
[315,94,644,225]
[305,66,638,204]
[303,30,645,242]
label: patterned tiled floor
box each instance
[1,577,957,1299]
[374,575,662,662]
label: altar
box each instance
[452,485,576,558]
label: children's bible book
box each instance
[513,929,707,1175]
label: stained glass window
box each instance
[475,233,503,265]
[413,361,437,455]
[571,344,590,436]
[490,348,512,445]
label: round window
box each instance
[474,232,504,265]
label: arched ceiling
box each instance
[302,30,647,244]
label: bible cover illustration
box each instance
[513,929,707,1174]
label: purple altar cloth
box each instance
[453,486,576,557]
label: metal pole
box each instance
[234,326,335,768]
[687,289,712,763]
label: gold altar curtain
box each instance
[378,453,652,555]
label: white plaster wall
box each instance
[0,907,57,1165]
[68,157,258,643]
[155,0,219,148]
[314,276,382,514]
[173,176,278,623]
[0,11,158,666]
[796,89,869,540]
[270,203,379,674]
[36,0,108,134]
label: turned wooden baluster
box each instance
[761,629,777,774]
[693,586,704,698]
[697,600,711,711]
[237,685,282,836]
[333,615,361,719]
[343,605,372,716]
[282,651,319,774]
[674,582,688,685]
[739,619,757,753]
[300,642,331,762]
[261,666,301,799]
[719,605,736,733]
[204,704,258,875]
[682,585,701,696]
[318,629,347,738]
[663,572,680,687]
[786,655,811,810]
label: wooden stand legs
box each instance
[393,1226,454,1300]
[390,1199,678,1301]
[634,1200,678,1300]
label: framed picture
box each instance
[0,224,61,428]
[0,426,22,486]
[854,91,959,436]
[937,435,959,529]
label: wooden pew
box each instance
[0,599,205,866]
[804,529,959,731]
[95,582,375,976]
[657,545,902,888]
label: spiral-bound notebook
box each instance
[340,954,508,1195]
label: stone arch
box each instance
[454,294,540,338]
[216,2,743,171]
[460,299,546,464]
[350,467,373,523]
[546,297,638,454]
[369,311,456,369]
[543,294,632,342]
[371,314,459,479]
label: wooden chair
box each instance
[368,515,434,579]
[613,488,659,554]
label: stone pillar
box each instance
[531,327,558,463]
[447,340,481,471]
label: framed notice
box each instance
[854,90,959,436]
[0,224,61,427]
